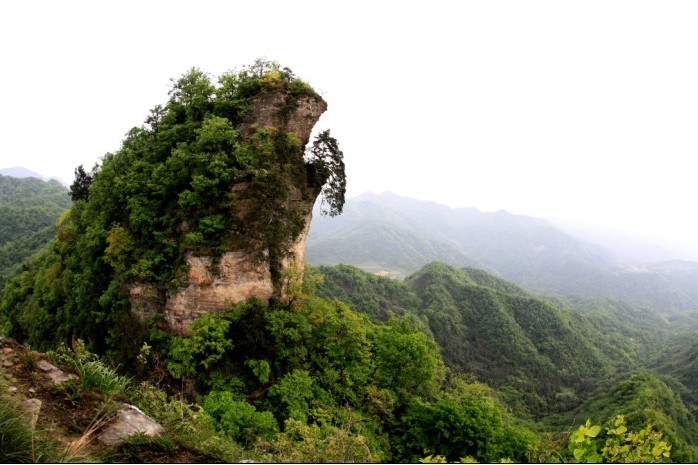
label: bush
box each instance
[167,313,233,378]
[263,418,375,463]
[202,390,278,444]
[568,415,671,463]
[131,382,244,462]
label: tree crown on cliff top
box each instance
[0,60,344,354]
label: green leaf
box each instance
[588,425,602,438]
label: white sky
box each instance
[2,1,698,253]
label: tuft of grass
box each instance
[0,393,69,463]
[47,339,131,398]
[77,359,131,398]
[58,402,117,462]
[0,398,36,462]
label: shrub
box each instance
[131,382,244,462]
[263,418,375,463]
[202,390,278,444]
[568,415,671,463]
[167,313,233,378]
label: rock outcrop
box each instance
[98,404,163,446]
[37,359,78,385]
[237,90,328,146]
[129,90,327,335]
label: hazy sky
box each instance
[2,1,697,252]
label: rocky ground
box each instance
[0,336,208,463]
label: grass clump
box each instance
[48,339,131,398]
[78,359,131,397]
[0,398,36,462]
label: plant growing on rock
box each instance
[0,60,345,357]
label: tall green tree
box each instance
[69,164,92,201]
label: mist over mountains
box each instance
[0,166,67,186]
[307,192,698,311]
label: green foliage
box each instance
[116,433,178,462]
[400,378,536,463]
[650,329,698,418]
[0,395,37,462]
[315,262,617,417]
[130,382,245,462]
[77,360,131,397]
[558,372,698,462]
[370,318,443,402]
[0,388,73,463]
[267,369,314,422]
[306,129,346,216]
[47,339,131,397]
[69,165,93,202]
[167,313,233,378]
[202,391,278,443]
[309,264,422,323]
[568,415,671,463]
[262,418,375,463]
[568,419,604,462]
[0,174,71,291]
[0,61,342,355]
[245,359,271,383]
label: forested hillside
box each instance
[307,192,698,310]
[0,174,71,288]
[312,262,698,459]
[313,264,630,416]
[549,372,698,462]
[0,63,542,463]
[1,62,695,463]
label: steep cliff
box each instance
[129,90,328,334]
[0,62,345,347]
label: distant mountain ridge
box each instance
[307,192,698,311]
[0,166,67,186]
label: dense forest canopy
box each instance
[0,174,71,290]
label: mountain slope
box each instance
[313,262,635,417]
[0,167,66,185]
[307,195,475,277]
[551,372,698,462]
[0,174,71,288]
[307,191,616,285]
[307,192,698,310]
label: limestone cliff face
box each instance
[129,90,327,334]
[238,90,328,146]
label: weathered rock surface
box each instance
[163,251,275,334]
[37,359,77,385]
[237,91,328,146]
[129,90,327,334]
[97,404,163,446]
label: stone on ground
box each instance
[97,404,163,446]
